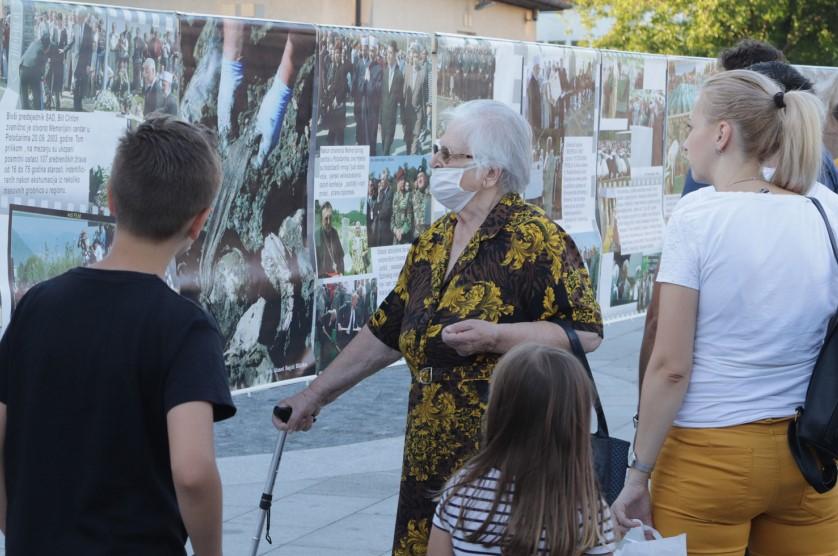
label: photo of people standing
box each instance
[367,155,431,248]
[314,278,377,371]
[315,197,370,278]
[316,28,431,156]
[13,3,177,115]
[522,45,598,220]
[436,37,496,110]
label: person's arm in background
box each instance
[637,279,661,397]
[168,402,222,556]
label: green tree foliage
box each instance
[574,0,838,66]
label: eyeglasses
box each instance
[433,141,473,164]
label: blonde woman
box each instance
[612,70,838,555]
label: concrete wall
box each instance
[98,0,536,41]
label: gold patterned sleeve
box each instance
[366,243,415,352]
[531,223,604,337]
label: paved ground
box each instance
[0,317,645,555]
[212,317,644,555]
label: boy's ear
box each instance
[187,208,211,241]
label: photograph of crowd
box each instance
[367,155,431,248]
[664,59,716,194]
[315,197,369,278]
[316,28,431,157]
[601,56,643,122]
[14,3,177,115]
[610,252,642,307]
[628,89,665,166]
[8,204,114,307]
[176,16,318,388]
[597,131,632,183]
[436,37,496,109]
[315,277,377,371]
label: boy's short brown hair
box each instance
[109,115,221,241]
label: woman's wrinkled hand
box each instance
[441,320,499,356]
[274,385,325,432]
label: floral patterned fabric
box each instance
[368,193,603,555]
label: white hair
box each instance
[441,99,532,195]
[142,58,156,72]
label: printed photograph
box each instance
[569,229,602,298]
[597,192,620,254]
[0,0,8,96]
[367,155,431,247]
[13,2,176,114]
[436,36,497,111]
[610,252,643,307]
[636,253,660,312]
[600,56,643,122]
[522,45,598,220]
[175,15,318,389]
[597,130,632,183]
[664,59,716,195]
[316,27,431,157]
[314,276,377,371]
[314,196,369,278]
[8,204,114,307]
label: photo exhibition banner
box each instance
[2,1,838,389]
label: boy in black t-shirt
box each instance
[0,116,236,555]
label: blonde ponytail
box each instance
[699,69,825,193]
[772,90,825,193]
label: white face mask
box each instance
[429,166,478,213]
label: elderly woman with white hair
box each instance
[277,99,603,554]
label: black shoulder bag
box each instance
[557,321,631,505]
[787,197,838,493]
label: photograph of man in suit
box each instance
[357,36,382,155]
[373,169,394,247]
[379,40,403,156]
[141,58,163,115]
[322,37,351,145]
[402,44,428,155]
[18,31,50,110]
[159,70,177,115]
[337,292,365,349]
[72,7,94,111]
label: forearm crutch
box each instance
[249,405,292,556]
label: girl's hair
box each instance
[698,69,825,194]
[443,343,603,556]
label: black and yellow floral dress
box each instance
[367,193,603,555]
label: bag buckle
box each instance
[417,366,434,385]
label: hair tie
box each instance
[774,91,786,109]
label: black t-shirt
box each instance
[0,268,236,555]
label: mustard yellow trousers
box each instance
[651,418,838,556]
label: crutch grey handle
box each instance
[249,406,292,556]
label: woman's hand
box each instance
[441,320,498,356]
[611,472,653,538]
[274,384,326,432]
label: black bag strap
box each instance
[809,197,838,266]
[556,321,610,438]
[787,196,838,493]
[788,415,838,493]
